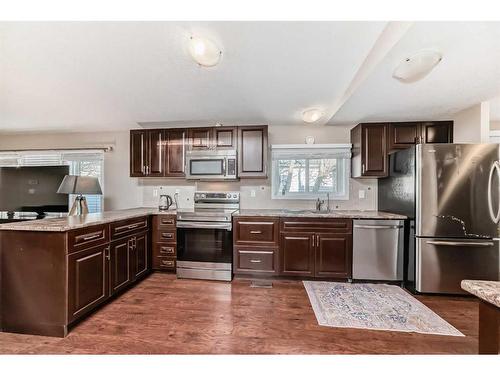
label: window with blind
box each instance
[0,150,105,213]
[271,144,351,200]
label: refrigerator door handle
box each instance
[487,161,500,224]
[426,240,495,247]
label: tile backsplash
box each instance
[140,178,377,211]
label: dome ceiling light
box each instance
[302,108,324,124]
[188,36,222,67]
[393,50,442,83]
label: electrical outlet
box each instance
[153,188,158,198]
[358,190,366,199]
[250,189,256,197]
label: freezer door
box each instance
[352,220,404,281]
[417,144,500,238]
[416,238,499,294]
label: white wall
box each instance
[453,102,490,143]
[0,124,378,211]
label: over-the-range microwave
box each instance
[185,149,237,180]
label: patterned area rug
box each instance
[303,281,464,336]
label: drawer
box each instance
[280,218,352,233]
[153,243,176,257]
[110,217,149,240]
[154,215,176,229]
[236,249,275,273]
[234,217,279,246]
[68,224,109,253]
[153,256,176,271]
[155,229,176,243]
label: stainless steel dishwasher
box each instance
[352,219,404,281]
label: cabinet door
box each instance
[421,121,453,144]
[165,129,186,177]
[110,237,132,295]
[188,128,212,150]
[315,233,352,279]
[361,124,387,177]
[238,125,268,178]
[280,232,315,276]
[388,122,420,152]
[214,127,237,149]
[133,232,149,279]
[130,130,148,177]
[68,244,109,322]
[147,129,165,176]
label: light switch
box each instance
[358,190,366,199]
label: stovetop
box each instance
[177,191,240,223]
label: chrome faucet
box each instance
[315,198,324,211]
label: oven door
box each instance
[177,222,233,264]
[186,157,226,179]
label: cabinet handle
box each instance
[161,219,174,225]
[362,163,365,174]
[249,259,262,263]
[82,233,101,241]
[104,246,110,260]
[141,133,144,174]
[159,132,162,173]
[162,233,173,238]
[160,247,174,254]
[127,223,141,230]
[250,230,262,234]
[316,235,320,247]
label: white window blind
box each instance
[271,144,351,200]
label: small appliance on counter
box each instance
[176,191,240,281]
[158,194,173,211]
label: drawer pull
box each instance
[160,247,175,254]
[250,230,262,234]
[127,223,142,230]
[249,259,262,263]
[160,260,175,267]
[82,233,102,241]
[161,219,174,225]
[162,233,174,238]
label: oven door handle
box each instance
[176,221,232,230]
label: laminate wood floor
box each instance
[0,273,479,354]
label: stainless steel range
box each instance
[176,191,239,281]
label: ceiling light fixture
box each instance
[188,36,222,67]
[302,108,324,123]
[393,50,442,83]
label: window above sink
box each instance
[271,144,351,200]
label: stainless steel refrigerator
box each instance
[379,144,500,294]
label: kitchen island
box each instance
[0,208,176,337]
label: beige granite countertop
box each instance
[461,280,500,308]
[234,209,407,220]
[0,207,177,232]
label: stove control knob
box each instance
[201,194,206,198]
[232,194,237,198]
[226,193,231,198]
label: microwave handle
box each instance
[222,158,227,176]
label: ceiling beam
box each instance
[324,21,414,124]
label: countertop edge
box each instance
[461,280,500,308]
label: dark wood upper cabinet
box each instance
[421,121,453,144]
[67,244,109,322]
[238,125,268,178]
[214,127,237,149]
[351,123,388,178]
[165,129,186,177]
[130,130,149,177]
[188,127,212,150]
[147,129,165,177]
[315,233,352,278]
[388,122,420,151]
[280,232,315,277]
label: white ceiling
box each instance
[1,21,500,133]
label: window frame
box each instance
[271,144,351,201]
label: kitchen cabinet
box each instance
[129,129,166,177]
[352,121,454,178]
[280,233,315,276]
[279,217,353,279]
[388,121,453,152]
[351,123,388,178]
[152,215,177,272]
[133,232,149,279]
[237,125,268,178]
[110,237,132,295]
[188,127,237,151]
[315,233,352,278]
[165,129,186,177]
[233,216,279,275]
[68,244,109,322]
[188,127,212,150]
[214,127,237,149]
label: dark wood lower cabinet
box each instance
[280,233,315,276]
[315,233,352,278]
[110,237,132,295]
[68,244,109,322]
[134,232,148,279]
